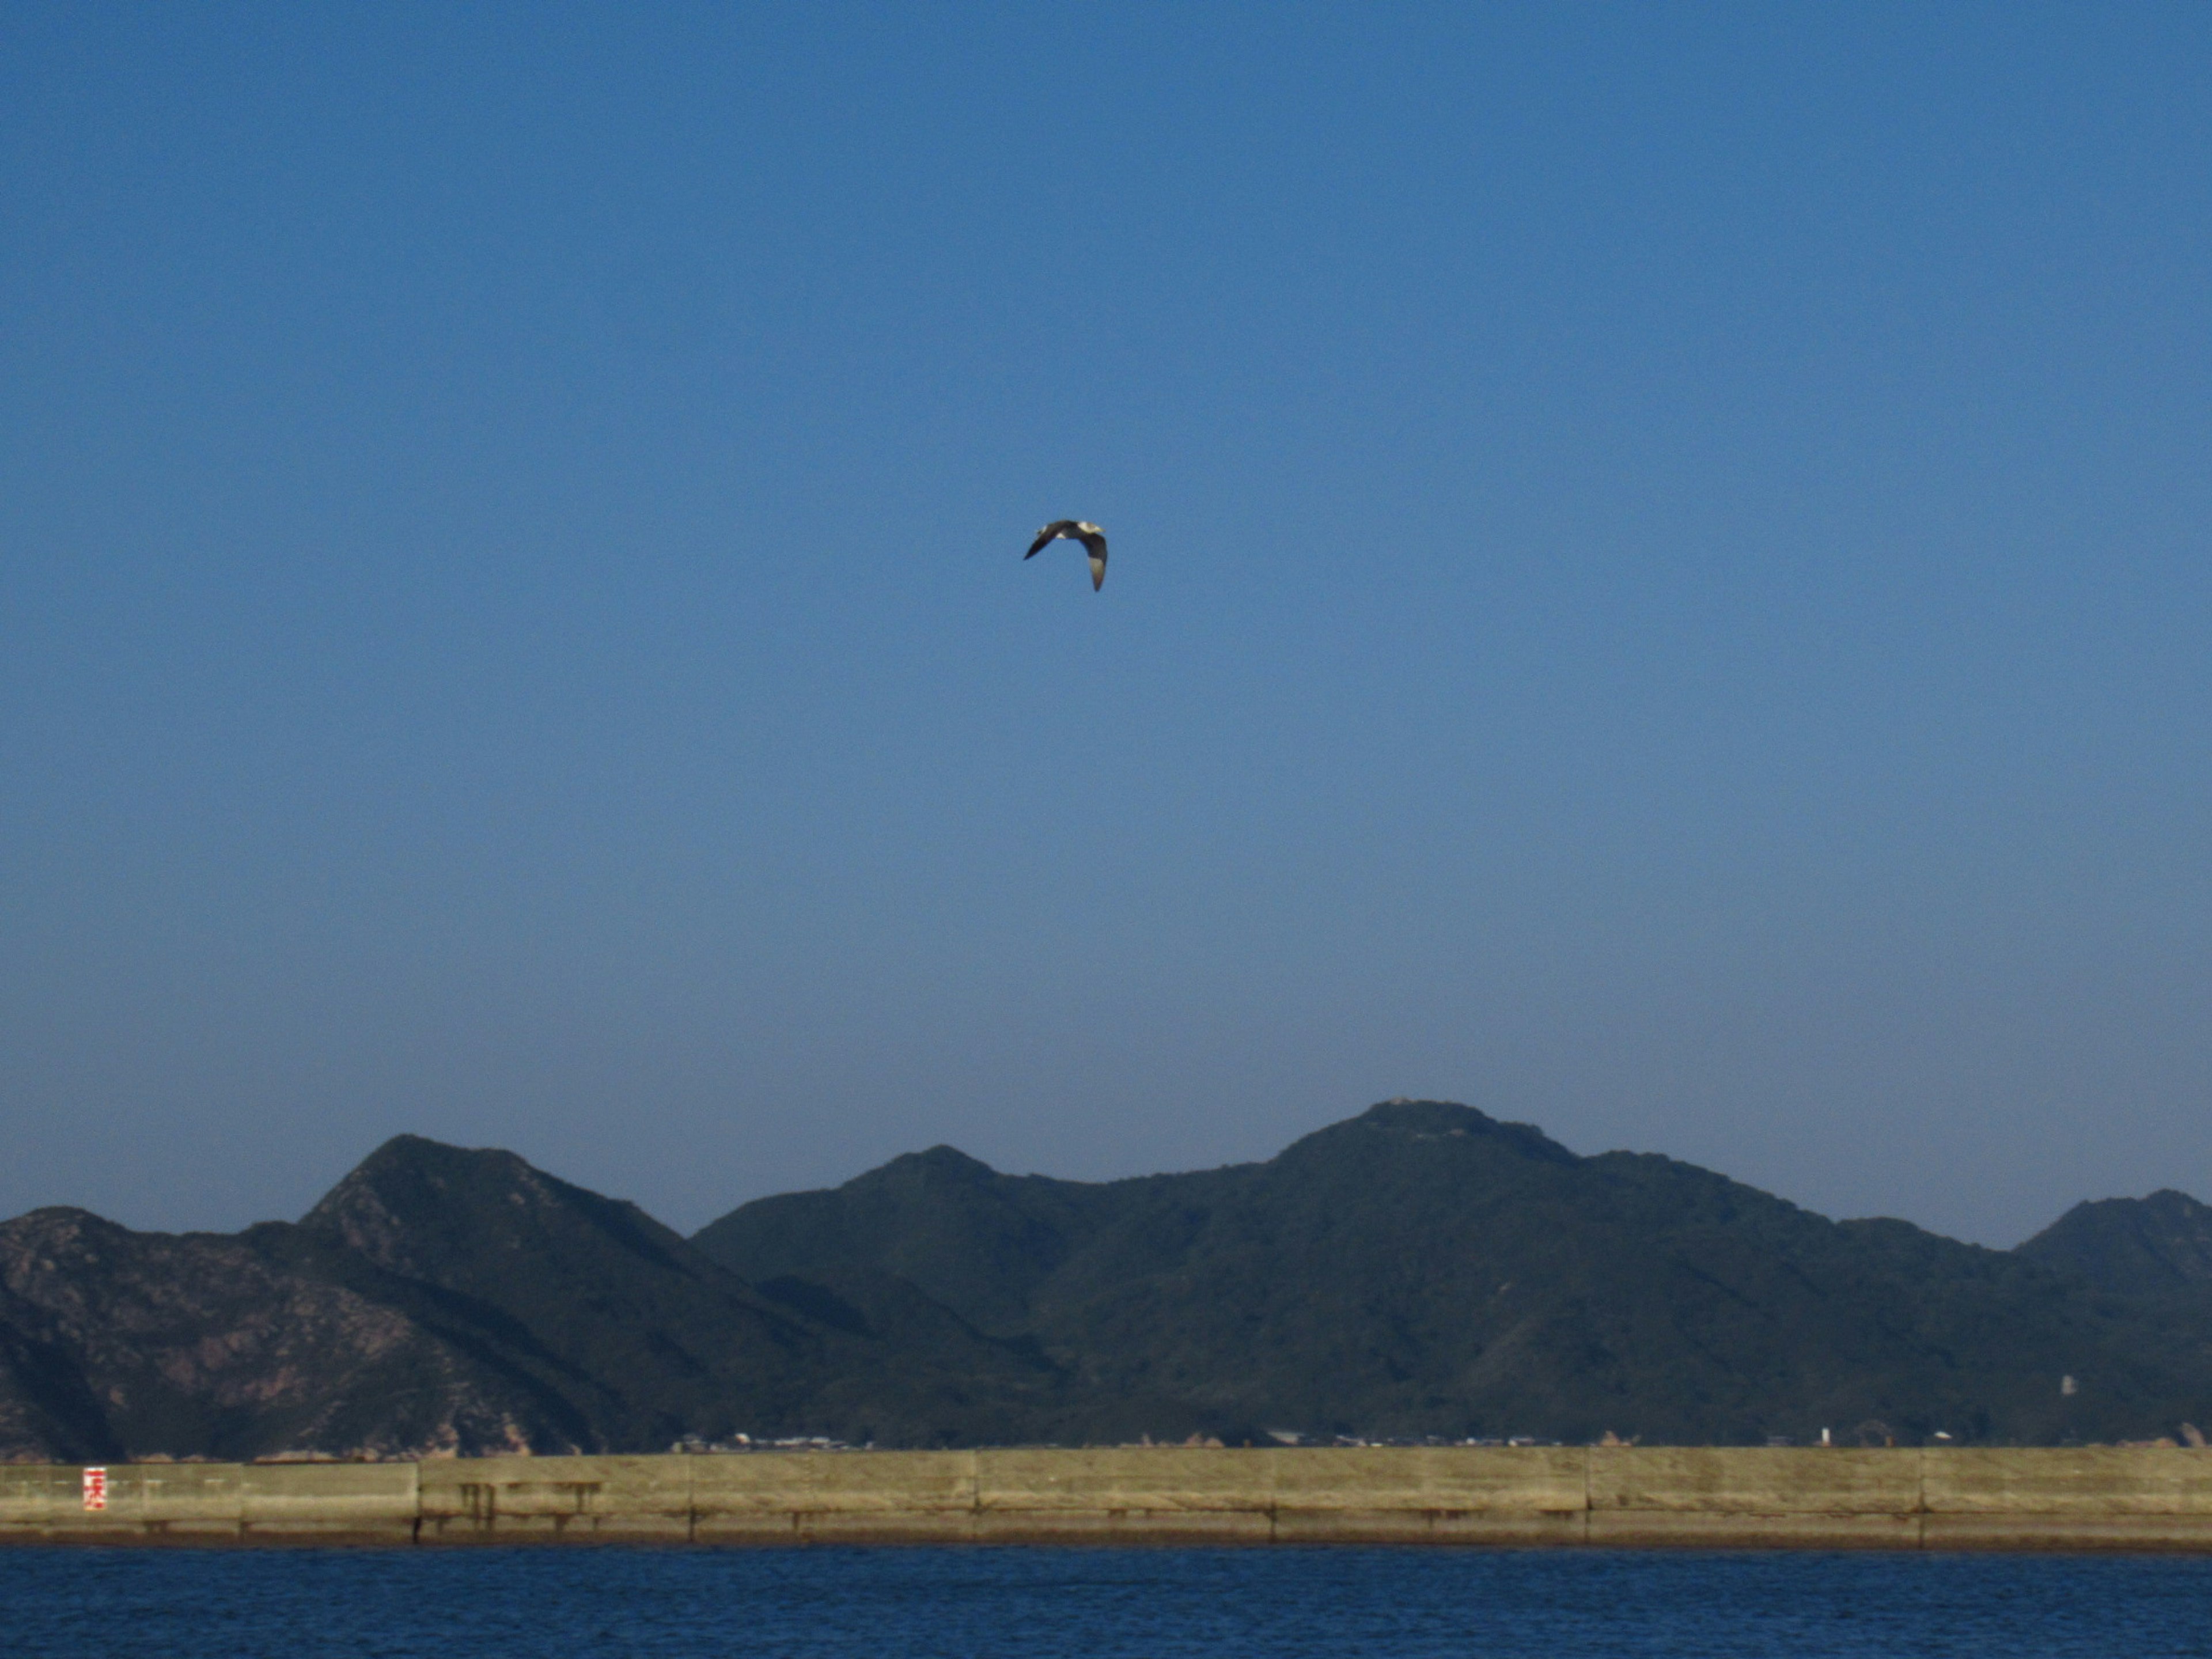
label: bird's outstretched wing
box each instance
[1026,520,1077,559]
[1077,530,1108,590]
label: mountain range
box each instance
[3,1100,2207,1460]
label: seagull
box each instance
[1025,520,1108,590]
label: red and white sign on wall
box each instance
[81,1467,108,1512]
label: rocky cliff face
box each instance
[0,1137,1066,1463]
[0,1207,554,1461]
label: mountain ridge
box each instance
[695,1100,2212,1446]
[4,1101,2210,1460]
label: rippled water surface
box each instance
[5,1546,2207,1657]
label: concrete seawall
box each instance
[8,1448,2212,1551]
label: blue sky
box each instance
[3,3,2207,1245]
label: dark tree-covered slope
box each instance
[696,1100,2212,1446]
[692,1144,1128,1338]
[2018,1190,2212,1298]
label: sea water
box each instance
[2,1546,2203,1657]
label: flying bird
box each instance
[1025,520,1108,590]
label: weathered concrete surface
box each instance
[1923,1448,2212,1513]
[421,1455,690,1543]
[968,1448,1272,1544]
[978,1448,1269,1513]
[694,1450,978,1544]
[12,1447,2212,1549]
[1586,1446,1922,1548]
[1919,1448,2212,1552]
[0,1463,244,1543]
[1264,1445,1590,1546]
[241,1463,416,1544]
[1591,1447,1919,1514]
[1274,1445,1586,1514]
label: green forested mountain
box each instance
[3,1102,2209,1460]
[696,1100,2212,1447]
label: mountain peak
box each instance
[301,1134,688,1279]
[1302,1099,1579,1164]
[308,1134,547,1215]
[1354,1097,1501,1132]
[2018,1187,2212,1296]
[858,1145,1002,1192]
